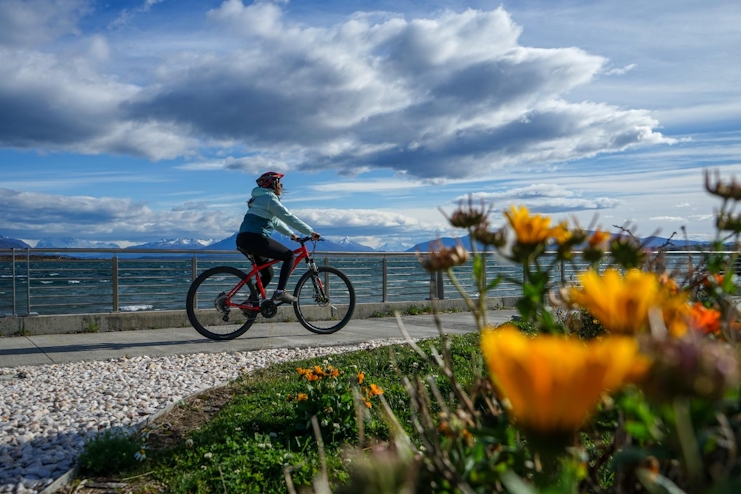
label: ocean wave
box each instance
[40,281,53,284]
[68,280,80,284]
[120,304,154,312]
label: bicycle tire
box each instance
[293,266,355,334]
[186,266,259,341]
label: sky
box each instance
[1,0,740,248]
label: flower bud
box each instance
[642,337,741,403]
[417,241,470,272]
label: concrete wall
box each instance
[0,297,518,336]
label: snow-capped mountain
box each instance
[330,236,375,252]
[0,236,30,249]
[128,238,216,249]
[376,241,413,252]
[35,237,121,249]
[205,233,376,253]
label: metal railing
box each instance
[0,247,718,317]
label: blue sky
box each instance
[1,0,740,248]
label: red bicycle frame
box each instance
[226,241,316,312]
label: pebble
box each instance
[0,339,410,493]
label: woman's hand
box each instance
[311,232,321,240]
[291,234,299,241]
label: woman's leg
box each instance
[236,232,295,291]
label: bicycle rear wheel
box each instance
[293,266,355,334]
[186,266,259,341]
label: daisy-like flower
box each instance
[357,372,365,384]
[481,326,649,437]
[297,393,309,402]
[587,230,612,249]
[690,303,722,335]
[504,205,560,245]
[568,268,662,334]
[369,384,384,396]
[306,372,320,382]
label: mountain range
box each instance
[0,236,30,249]
[0,232,710,254]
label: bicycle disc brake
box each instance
[260,300,278,318]
[214,292,230,321]
[311,278,330,307]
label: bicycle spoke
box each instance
[186,266,258,340]
[293,266,355,334]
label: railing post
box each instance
[436,271,444,299]
[26,248,31,315]
[112,255,119,312]
[382,257,388,303]
[11,248,16,316]
[560,258,566,284]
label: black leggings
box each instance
[236,232,295,291]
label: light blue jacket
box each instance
[238,187,314,238]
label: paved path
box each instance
[0,310,518,368]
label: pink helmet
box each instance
[256,171,284,189]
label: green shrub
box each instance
[78,429,147,475]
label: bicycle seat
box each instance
[236,247,256,264]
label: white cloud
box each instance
[0,2,672,179]
[0,0,91,47]
[177,155,290,173]
[0,187,238,241]
[454,184,622,213]
[604,63,636,76]
[649,216,686,222]
[110,0,165,28]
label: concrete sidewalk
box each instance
[0,310,518,368]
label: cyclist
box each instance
[236,171,321,304]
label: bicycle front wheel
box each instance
[186,266,258,341]
[293,266,356,334]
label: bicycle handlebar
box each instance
[295,236,323,243]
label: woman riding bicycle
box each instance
[236,171,321,304]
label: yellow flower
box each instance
[569,268,662,334]
[550,221,571,245]
[504,205,555,245]
[357,372,365,384]
[297,393,308,402]
[481,326,649,435]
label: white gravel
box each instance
[0,339,410,494]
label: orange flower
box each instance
[690,303,722,335]
[363,400,372,409]
[481,325,650,435]
[330,368,340,378]
[357,372,365,384]
[369,384,384,396]
[297,367,309,376]
[306,372,320,382]
[701,273,724,288]
[297,393,308,402]
[587,230,611,249]
[313,365,325,376]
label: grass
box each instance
[81,332,485,493]
[82,321,101,333]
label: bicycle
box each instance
[185,237,356,340]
